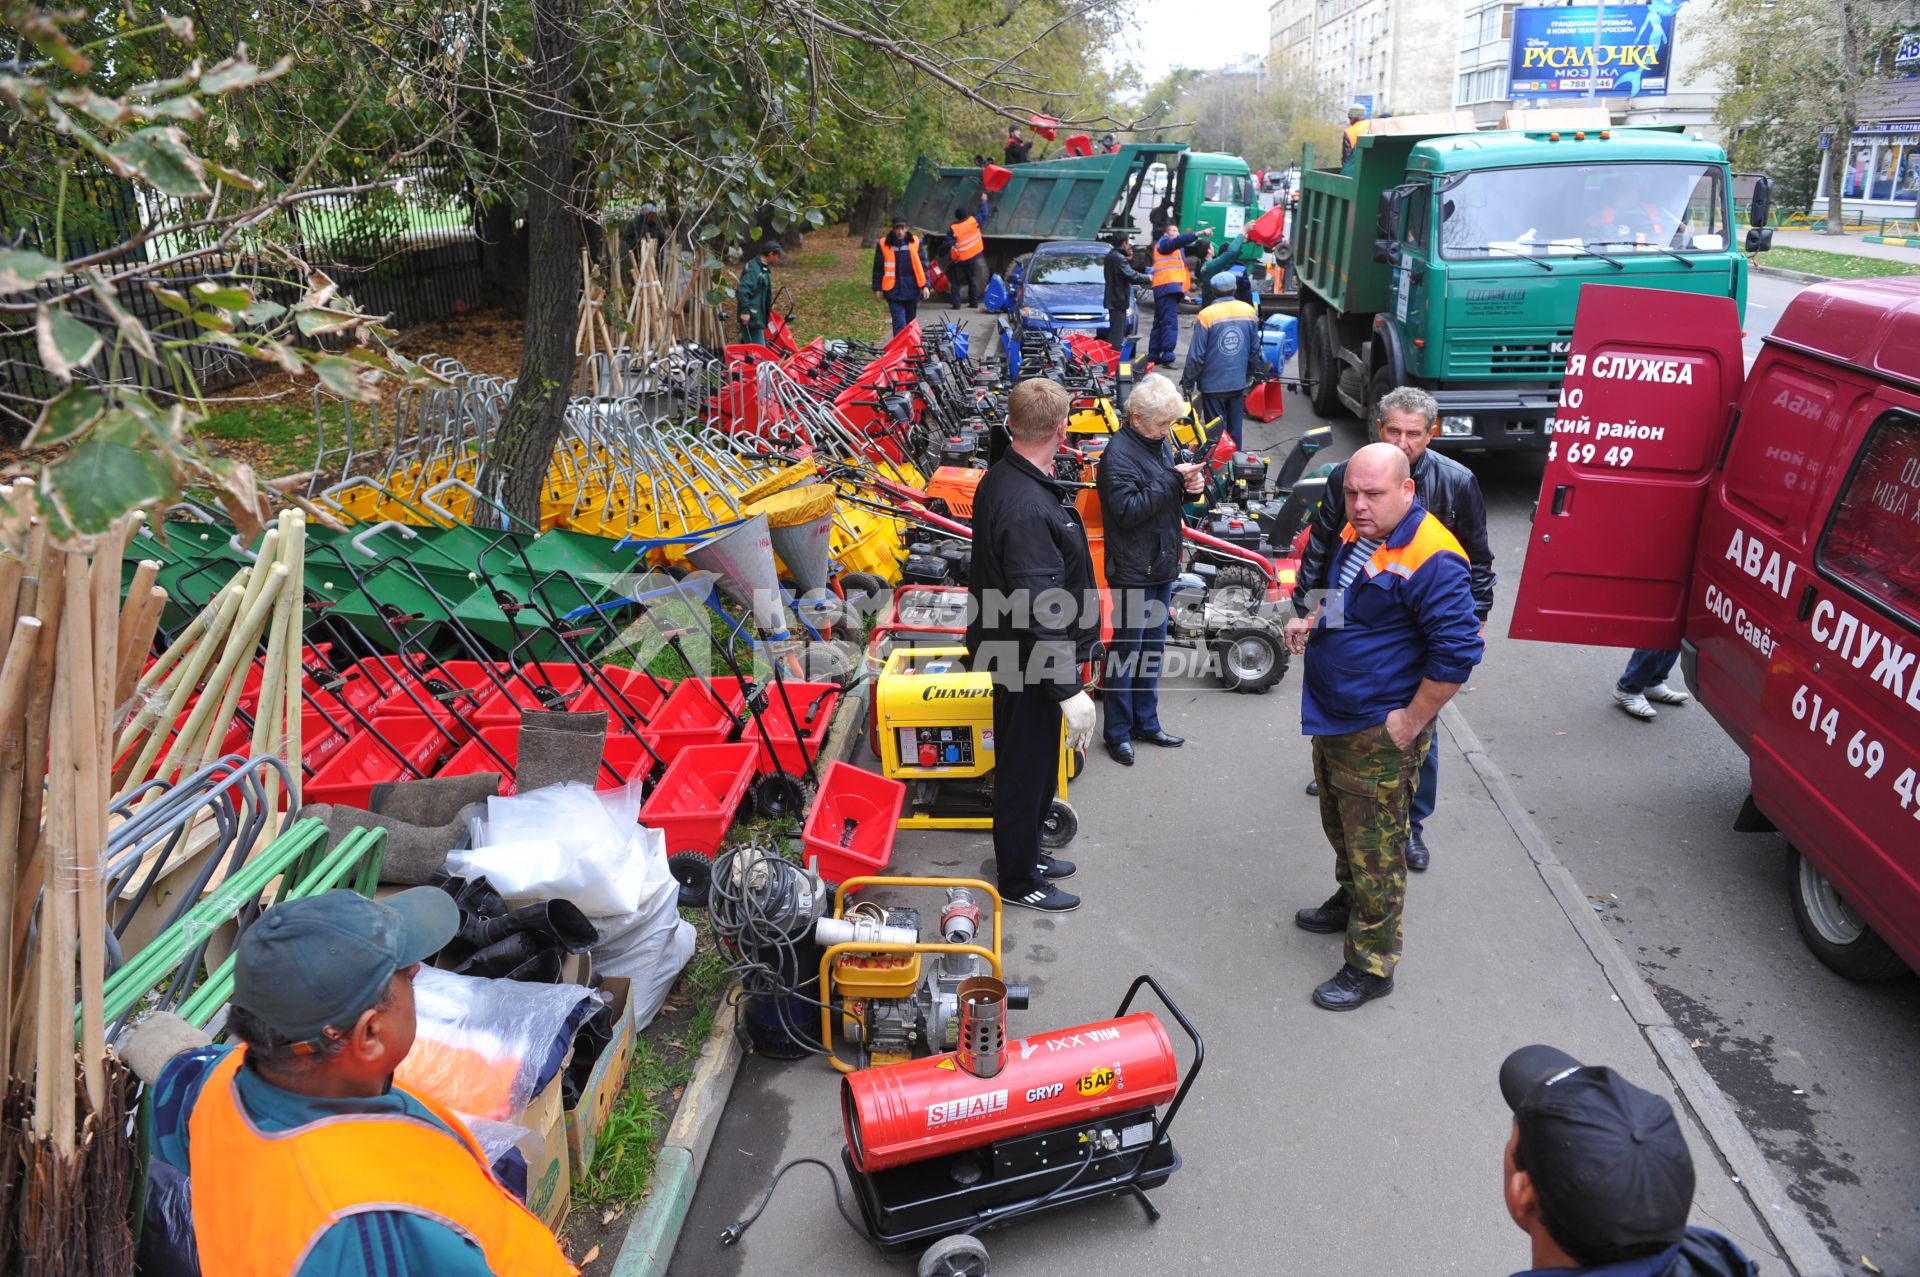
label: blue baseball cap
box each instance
[1211,271,1237,293]
[234,888,457,1045]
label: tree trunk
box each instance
[1825,0,1859,235]
[846,183,892,244]
[479,0,583,527]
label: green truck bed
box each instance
[899,143,1190,246]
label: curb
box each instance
[1752,263,1833,285]
[1862,235,1917,247]
[609,997,745,1277]
[1439,702,1841,1277]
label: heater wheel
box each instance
[917,1234,990,1277]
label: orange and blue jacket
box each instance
[1300,502,1484,735]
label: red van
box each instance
[1512,279,1920,980]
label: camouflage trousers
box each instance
[1312,723,1434,977]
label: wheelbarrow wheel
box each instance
[918,1234,990,1277]
[668,852,714,910]
[839,572,888,612]
[1040,799,1078,849]
[751,772,815,823]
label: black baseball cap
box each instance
[1500,1044,1695,1263]
[234,889,457,1045]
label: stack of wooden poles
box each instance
[0,489,167,1275]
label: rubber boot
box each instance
[463,900,598,955]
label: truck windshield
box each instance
[1203,173,1254,206]
[1027,253,1105,286]
[1439,162,1728,259]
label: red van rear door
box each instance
[1509,284,1745,648]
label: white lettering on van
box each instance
[1595,421,1666,441]
[1871,641,1915,699]
[1769,387,1825,422]
[1589,355,1695,384]
[1807,600,1920,721]
[1722,527,1796,600]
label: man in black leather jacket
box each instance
[1286,385,1495,872]
[1100,232,1152,353]
[1498,1044,1759,1277]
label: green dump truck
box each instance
[899,144,1265,277]
[1293,123,1770,452]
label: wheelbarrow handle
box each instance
[351,521,418,559]
[421,477,537,534]
[227,534,259,561]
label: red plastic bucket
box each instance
[800,762,905,883]
[639,742,758,859]
[982,164,1012,193]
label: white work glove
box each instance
[121,1011,213,1084]
[1061,690,1096,753]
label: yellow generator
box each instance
[873,646,1079,847]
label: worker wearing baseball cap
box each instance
[134,889,578,1277]
[1181,273,1267,449]
[1499,1044,1759,1276]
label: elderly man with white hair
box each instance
[1095,373,1206,766]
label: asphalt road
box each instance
[1268,266,1920,1274]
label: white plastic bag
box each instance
[445,782,651,915]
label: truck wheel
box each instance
[1216,627,1288,694]
[1364,365,1394,426]
[1305,309,1343,418]
[1787,848,1909,980]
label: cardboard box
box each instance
[511,1060,572,1231]
[563,975,634,1173]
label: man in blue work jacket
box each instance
[1146,221,1211,367]
[1181,273,1268,449]
[1285,443,1483,1012]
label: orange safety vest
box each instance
[1339,510,1467,581]
[188,1048,577,1277]
[881,235,928,291]
[1343,119,1372,157]
[1152,242,1191,291]
[950,217,985,262]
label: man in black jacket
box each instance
[1286,385,1494,872]
[965,378,1099,913]
[1497,1044,1759,1277]
[1096,373,1205,765]
[1004,127,1033,165]
[1100,232,1151,353]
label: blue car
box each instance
[1009,241,1136,345]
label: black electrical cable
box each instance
[719,1157,873,1248]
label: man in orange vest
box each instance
[1342,104,1372,165]
[1146,221,1211,367]
[945,193,992,308]
[133,889,578,1276]
[872,217,931,335]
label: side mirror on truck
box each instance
[1745,175,1774,252]
[1373,188,1404,264]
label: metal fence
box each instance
[0,168,488,434]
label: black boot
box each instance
[1293,889,1350,934]
[462,900,598,954]
[1312,963,1394,1011]
[1406,831,1431,873]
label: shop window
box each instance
[1817,412,1920,629]
[1842,145,1871,199]
[1898,149,1920,202]
[1871,144,1902,201]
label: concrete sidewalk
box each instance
[668,539,1820,1274]
[1770,229,1920,264]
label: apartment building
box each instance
[1267,0,1463,117]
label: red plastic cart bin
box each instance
[640,741,758,905]
[437,725,650,795]
[645,681,742,763]
[741,681,840,777]
[303,714,461,809]
[472,665,589,725]
[801,762,906,884]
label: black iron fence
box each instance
[1,168,488,435]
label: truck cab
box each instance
[1511,278,1920,980]
[1293,122,1758,454]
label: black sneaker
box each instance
[1040,855,1076,880]
[1293,889,1349,934]
[1005,883,1080,913]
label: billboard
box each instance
[1508,3,1687,100]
